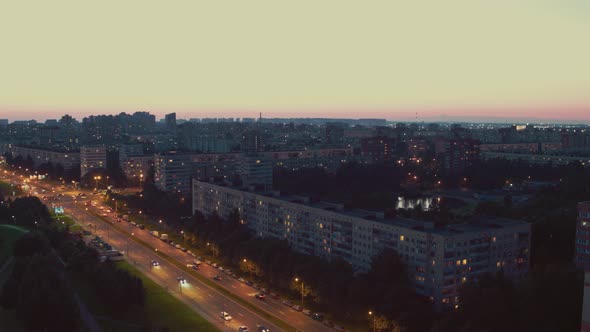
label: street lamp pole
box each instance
[369,311,376,332]
[295,277,304,306]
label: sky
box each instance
[0,1,588,123]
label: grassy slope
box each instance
[70,260,219,332]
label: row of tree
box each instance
[1,232,81,331]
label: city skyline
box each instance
[1,1,589,123]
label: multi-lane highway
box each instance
[0,169,346,332]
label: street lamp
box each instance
[94,176,101,190]
[294,277,304,306]
[181,230,185,243]
[369,311,376,332]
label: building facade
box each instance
[154,151,192,195]
[9,145,80,171]
[80,145,107,177]
[192,180,531,309]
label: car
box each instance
[190,252,197,258]
[292,305,303,312]
[312,313,324,321]
[151,260,159,267]
[218,267,224,272]
[191,264,200,271]
[232,273,239,279]
[176,276,186,284]
[170,242,176,246]
[261,288,270,294]
[257,326,270,332]
[138,224,145,230]
[197,256,204,261]
[212,263,218,268]
[213,275,223,281]
[175,244,181,249]
[334,325,346,332]
[131,221,137,226]
[186,264,196,269]
[245,280,253,286]
[238,327,249,332]
[220,311,232,321]
[187,250,193,255]
[224,269,232,275]
[253,284,261,290]
[238,277,246,283]
[282,300,293,307]
[181,247,188,252]
[255,293,266,300]
[323,320,335,328]
[270,292,279,299]
[205,260,212,265]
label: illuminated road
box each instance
[1,169,343,332]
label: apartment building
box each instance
[154,151,192,195]
[80,145,107,177]
[482,152,590,167]
[192,180,531,309]
[9,145,80,171]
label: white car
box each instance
[220,311,232,321]
[238,327,249,332]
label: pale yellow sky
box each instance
[0,1,588,121]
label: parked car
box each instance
[181,247,188,252]
[245,280,253,286]
[213,275,223,281]
[282,300,293,307]
[334,325,346,332]
[176,276,186,284]
[238,327,249,332]
[323,320,335,328]
[270,292,279,299]
[302,309,311,316]
[197,256,204,261]
[175,244,181,249]
[212,263,218,268]
[255,293,266,300]
[292,305,303,312]
[312,313,324,321]
[238,277,246,283]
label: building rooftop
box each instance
[196,179,529,235]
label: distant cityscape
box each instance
[1,113,590,331]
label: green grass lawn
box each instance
[0,180,22,197]
[70,261,219,332]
